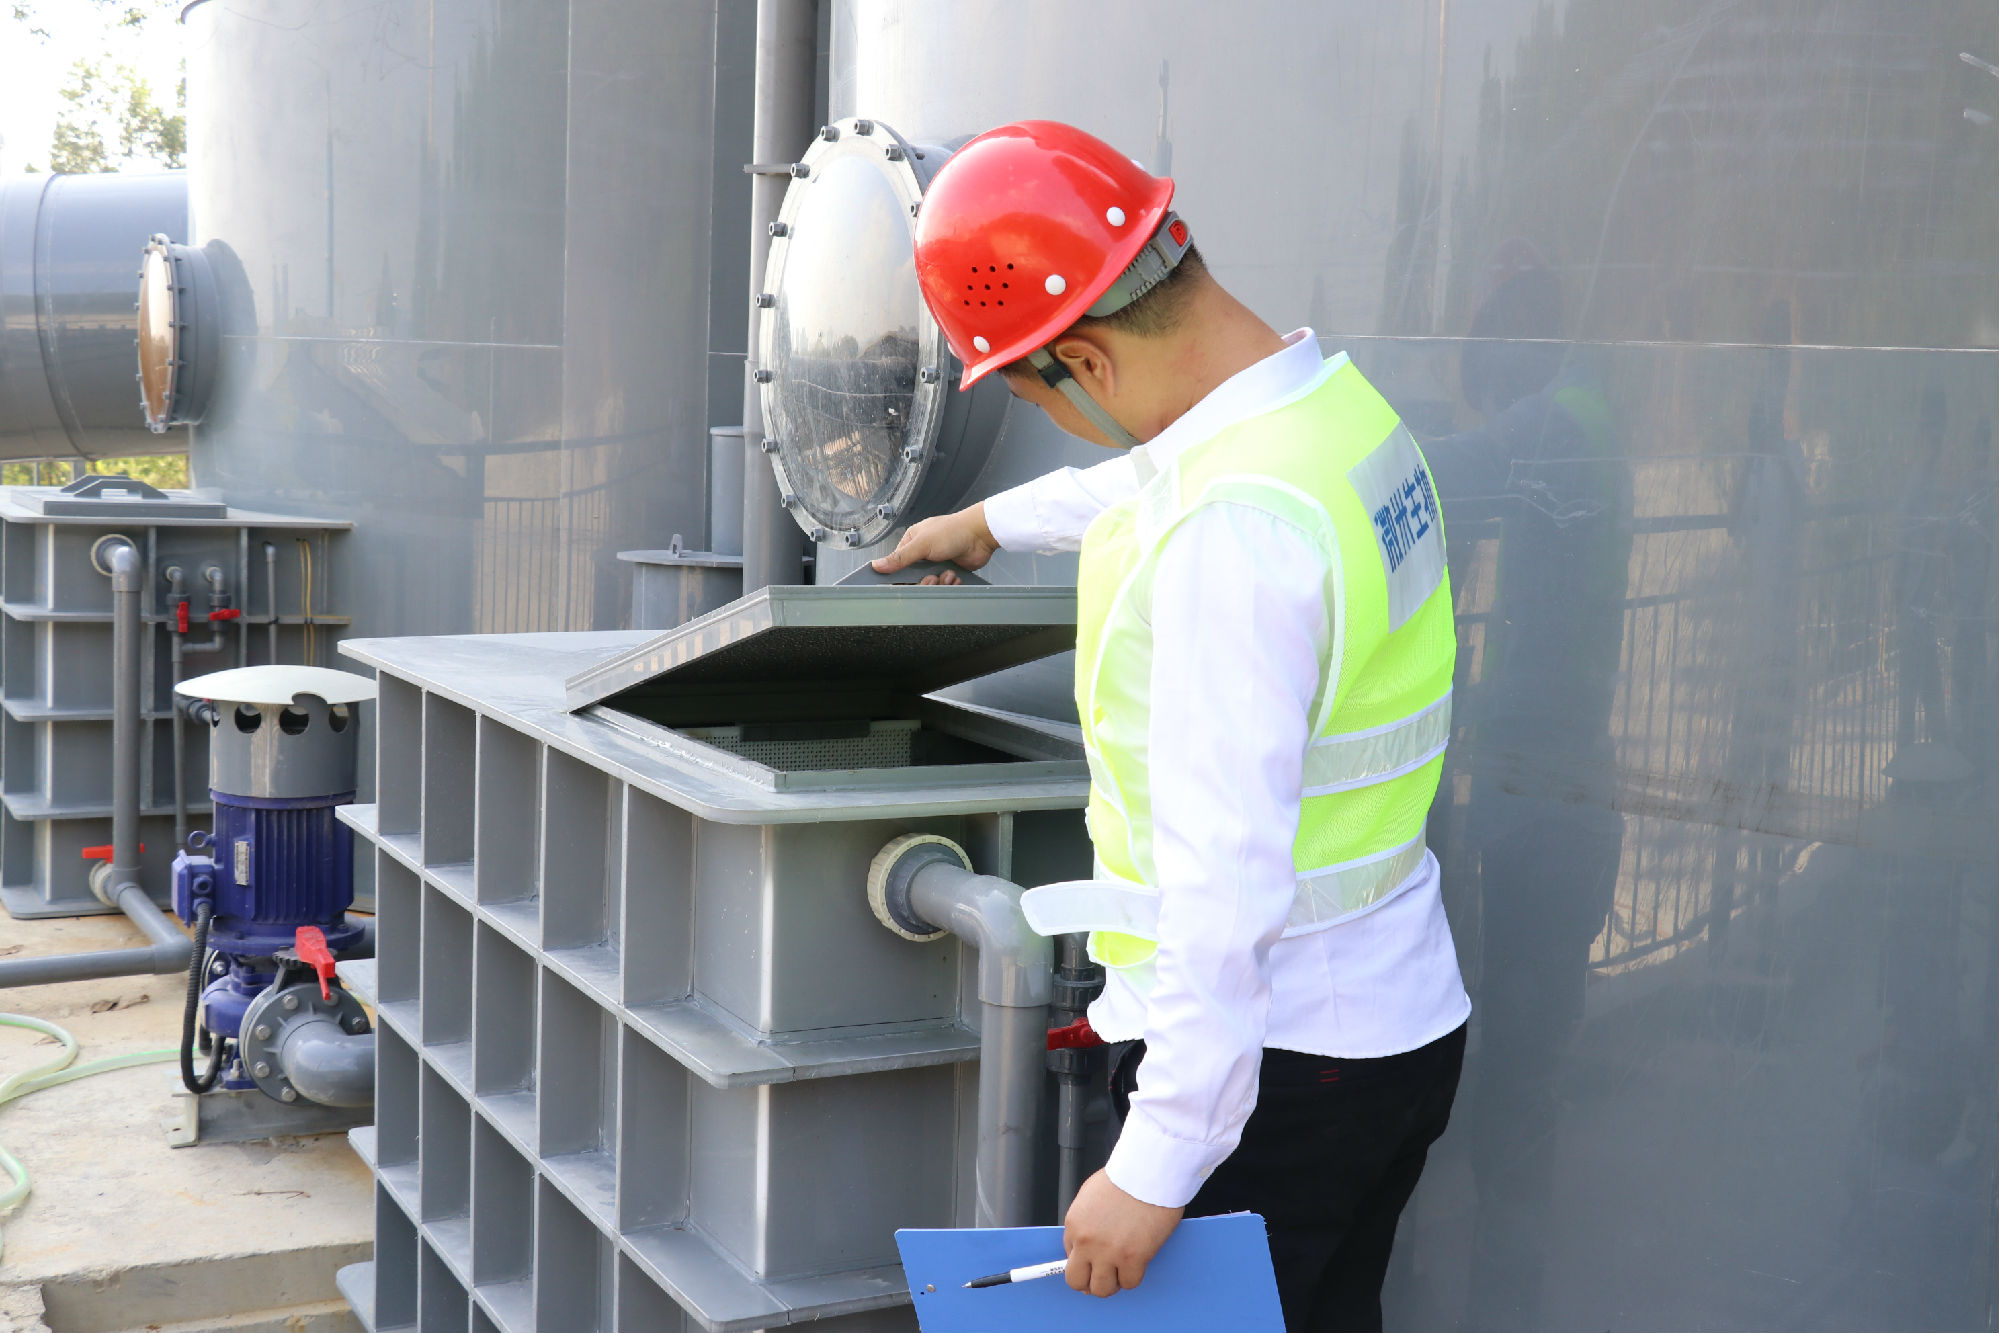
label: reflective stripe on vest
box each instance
[1021,834,1433,970]
[1021,353,1457,990]
[1303,689,1452,797]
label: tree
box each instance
[12,0,184,173]
[48,58,183,173]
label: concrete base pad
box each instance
[0,910,373,1333]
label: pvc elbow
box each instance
[906,862,1053,1009]
[278,1021,375,1108]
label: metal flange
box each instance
[237,978,371,1106]
[867,833,971,942]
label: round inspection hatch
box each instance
[758,118,1008,550]
[136,233,219,433]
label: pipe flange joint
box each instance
[868,833,968,942]
[89,533,137,577]
[87,860,118,908]
[237,978,369,1106]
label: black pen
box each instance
[964,1258,1068,1288]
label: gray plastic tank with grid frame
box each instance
[332,584,1091,1332]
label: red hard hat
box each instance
[915,121,1178,388]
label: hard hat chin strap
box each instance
[1026,348,1142,450]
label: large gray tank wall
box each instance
[832,3,1999,1331]
[182,0,753,641]
[0,171,189,462]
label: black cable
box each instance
[179,901,224,1094]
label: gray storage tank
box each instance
[819,6,1999,1332]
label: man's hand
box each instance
[870,503,999,584]
[1062,1169,1184,1298]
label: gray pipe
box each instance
[739,0,816,594]
[902,857,1053,1228]
[264,542,278,663]
[107,541,143,893]
[277,1020,375,1108]
[1051,931,1099,1214]
[0,172,188,462]
[0,839,193,986]
[167,564,188,848]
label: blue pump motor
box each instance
[171,666,376,1098]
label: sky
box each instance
[0,0,187,175]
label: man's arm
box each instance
[873,453,1140,574]
[1063,502,1329,1294]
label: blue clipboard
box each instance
[894,1212,1284,1332]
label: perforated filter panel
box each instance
[681,719,919,771]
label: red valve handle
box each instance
[175,600,189,633]
[207,607,242,622]
[1046,1016,1105,1051]
[81,843,145,860]
[295,925,336,1002]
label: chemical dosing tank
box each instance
[0,171,189,461]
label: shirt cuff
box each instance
[980,481,1044,553]
[1104,1108,1233,1209]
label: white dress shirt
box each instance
[983,329,1471,1209]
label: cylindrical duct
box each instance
[0,170,188,462]
[739,0,817,593]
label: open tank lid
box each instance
[563,584,1077,713]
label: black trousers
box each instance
[1112,1024,1466,1333]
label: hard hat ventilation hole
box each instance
[1007,263,1014,270]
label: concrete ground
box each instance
[0,909,372,1333]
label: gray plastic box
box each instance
[338,585,1089,1332]
[0,487,348,918]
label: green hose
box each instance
[0,1012,176,1263]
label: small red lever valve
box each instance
[1046,1016,1105,1051]
[81,843,145,860]
[294,926,337,1002]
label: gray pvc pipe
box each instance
[0,863,193,989]
[738,0,815,593]
[904,858,1052,1228]
[277,1019,375,1108]
[1053,931,1091,1214]
[108,542,142,893]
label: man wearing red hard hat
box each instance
[876,121,1468,1332]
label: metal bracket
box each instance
[165,1074,370,1147]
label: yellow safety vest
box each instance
[1020,354,1457,994]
